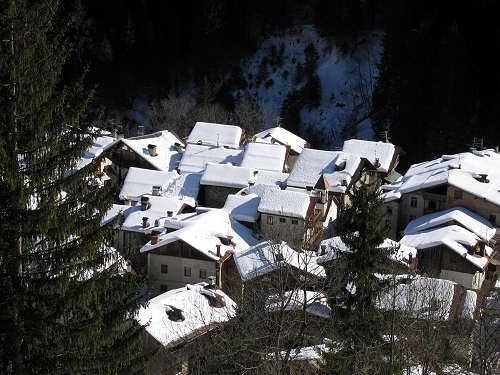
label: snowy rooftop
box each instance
[240,142,287,172]
[72,134,118,173]
[378,277,457,321]
[109,195,187,233]
[382,149,500,205]
[316,236,417,267]
[342,139,396,173]
[265,290,331,318]
[135,283,236,348]
[178,143,243,173]
[233,241,326,281]
[223,193,260,223]
[187,122,243,149]
[253,127,307,154]
[287,149,361,193]
[257,188,312,219]
[121,130,184,171]
[119,167,178,200]
[403,207,496,241]
[254,170,289,187]
[400,225,494,270]
[200,163,256,188]
[140,209,259,261]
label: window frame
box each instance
[161,264,168,274]
[184,267,191,277]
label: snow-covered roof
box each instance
[240,142,287,172]
[257,189,312,219]
[253,127,307,154]
[110,195,187,233]
[200,163,256,188]
[178,143,244,173]
[72,134,119,173]
[403,207,496,241]
[382,149,500,205]
[265,290,331,318]
[135,283,236,348]
[120,130,184,171]
[400,225,494,270]
[378,277,457,320]
[287,149,361,193]
[187,122,243,149]
[223,193,260,223]
[233,241,326,281]
[342,139,396,173]
[140,209,259,261]
[316,236,417,267]
[119,167,178,200]
[254,170,289,187]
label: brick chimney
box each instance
[150,230,161,245]
[142,217,150,228]
[216,244,221,257]
[141,196,150,211]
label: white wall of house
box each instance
[440,269,485,289]
[148,254,216,293]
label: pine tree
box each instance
[321,181,393,374]
[0,1,149,373]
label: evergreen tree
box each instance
[321,181,393,375]
[0,1,149,373]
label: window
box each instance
[279,218,286,223]
[184,267,191,277]
[161,264,168,274]
[410,197,417,208]
[291,219,298,225]
[454,189,462,200]
[267,216,273,225]
[200,269,207,279]
[489,214,496,224]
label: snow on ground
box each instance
[238,25,382,147]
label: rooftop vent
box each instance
[142,217,150,228]
[152,185,161,196]
[150,229,162,245]
[165,305,185,322]
[208,275,216,286]
[141,196,150,211]
[147,144,158,157]
[167,210,173,217]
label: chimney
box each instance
[151,230,161,245]
[147,144,158,156]
[208,275,216,287]
[174,143,184,153]
[216,244,221,257]
[152,185,161,196]
[141,196,150,211]
[154,218,160,227]
[341,179,348,187]
[142,217,150,228]
[320,245,327,255]
[167,210,173,217]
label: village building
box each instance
[222,193,260,228]
[199,163,257,207]
[186,121,244,149]
[382,149,500,240]
[240,142,288,172]
[178,143,243,173]
[139,209,258,294]
[400,224,496,289]
[136,282,236,375]
[106,130,185,183]
[341,139,401,182]
[118,166,200,207]
[253,127,309,169]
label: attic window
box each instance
[166,305,185,322]
[335,161,346,171]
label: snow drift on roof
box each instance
[135,282,236,348]
[233,241,326,281]
[223,193,260,223]
[253,127,307,154]
[257,189,311,219]
[382,149,500,206]
[287,149,361,193]
[342,139,395,173]
[200,163,256,188]
[121,130,184,171]
[240,142,287,172]
[178,143,243,173]
[400,225,493,269]
[403,207,496,241]
[187,122,242,149]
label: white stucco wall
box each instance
[440,269,485,289]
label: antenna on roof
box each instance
[217,133,220,147]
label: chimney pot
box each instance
[216,244,221,257]
[142,217,150,228]
[167,210,173,217]
[147,144,158,156]
[141,196,150,211]
[152,185,161,196]
[320,245,327,255]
